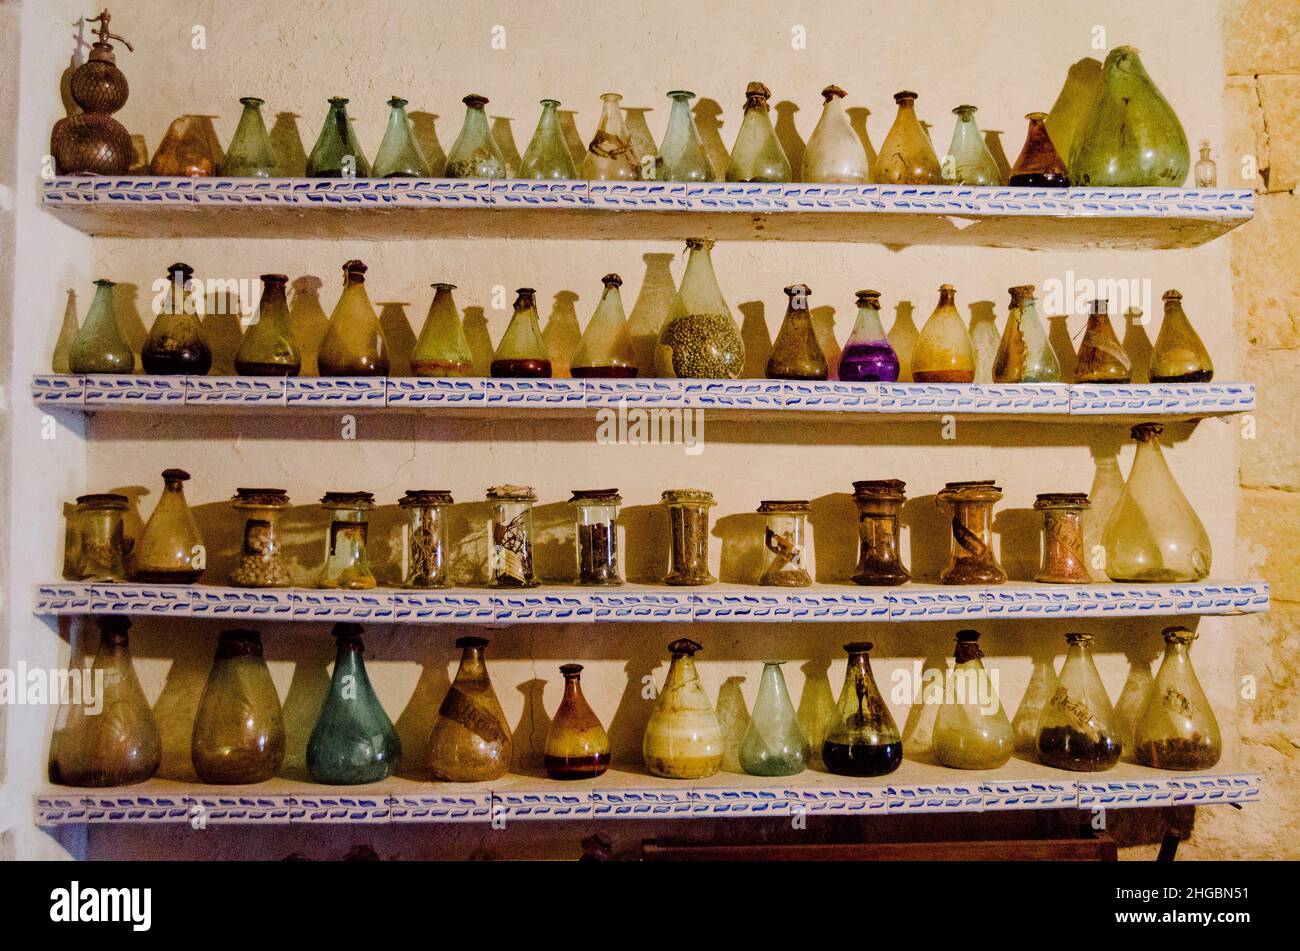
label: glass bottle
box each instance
[1009,112,1069,187]
[1036,633,1122,771]
[545,664,611,780]
[400,490,453,588]
[912,284,975,383]
[1134,627,1221,770]
[823,642,903,776]
[69,279,134,375]
[643,638,723,780]
[1034,493,1091,584]
[371,96,430,178]
[142,262,212,376]
[839,290,900,382]
[517,98,579,179]
[487,485,539,587]
[229,488,294,587]
[932,630,1014,769]
[1070,46,1189,187]
[150,115,220,176]
[316,491,376,590]
[1194,140,1217,187]
[943,104,1003,185]
[306,623,402,785]
[428,636,512,782]
[235,274,301,376]
[725,82,791,183]
[1103,423,1211,582]
[318,259,389,377]
[938,480,1008,585]
[130,468,204,583]
[1074,298,1132,383]
[739,661,809,777]
[192,629,286,784]
[969,305,1000,383]
[68,493,130,581]
[1150,290,1213,383]
[992,284,1061,383]
[802,85,869,184]
[757,501,812,586]
[409,282,473,377]
[581,92,640,181]
[571,489,622,586]
[851,479,911,585]
[491,288,551,378]
[873,91,942,185]
[445,94,508,178]
[220,96,279,177]
[658,90,712,182]
[767,283,829,380]
[655,238,745,379]
[571,274,637,378]
[49,616,162,788]
[306,97,370,177]
[662,489,715,586]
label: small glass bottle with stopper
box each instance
[545,664,611,780]
[1193,140,1217,187]
[571,274,637,378]
[130,468,204,583]
[1133,626,1222,770]
[766,284,828,381]
[142,262,212,376]
[822,642,903,776]
[1036,632,1122,771]
[932,630,1014,769]
[838,290,900,382]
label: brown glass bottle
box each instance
[1009,112,1070,187]
[544,664,611,780]
[822,642,903,776]
[427,636,512,782]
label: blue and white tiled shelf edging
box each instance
[33,770,1262,826]
[32,376,1256,418]
[33,580,1270,624]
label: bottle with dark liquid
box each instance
[491,287,552,378]
[822,642,902,776]
[766,284,828,381]
[318,260,389,377]
[141,263,212,375]
[306,96,370,177]
[544,664,611,779]
[235,274,301,376]
[571,274,637,378]
[1008,112,1069,187]
[1036,632,1122,771]
[839,290,900,382]
[1150,289,1213,383]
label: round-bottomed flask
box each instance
[571,274,637,378]
[69,279,134,375]
[767,284,828,380]
[932,630,1013,769]
[643,638,723,779]
[581,92,640,181]
[130,468,204,583]
[400,490,453,588]
[801,85,869,184]
[428,636,512,782]
[823,642,903,776]
[874,91,942,185]
[992,285,1060,383]
[658,90,712,182]
[758,500,812,587]
[912,284,975,383]
[68,493,130,582]
[839,290,900,382]
[937,480,1007,585]
[662,489,715,585]
[571,489,622,586]
[192,629,286,784]
[488,485,539,587]
[851,479,911,585]
[1150,290,1213,383]
[411,283,474,377]
[235,274,301,376]
[306,97,370,177]
[372,96,431,178]
[545,664,611,780]
[1074,298,1132,384]
[518,99,578,179]
[725,82,791,182]
[491,288,552,378]
[318,260,389,377]
[445,94,509,178]
[943,104,1003,185]
[142,262,212,375]
[1008,112,1069,187]
[220,96,279,177]
[1036,632,1122,771]
[316,491,377,590]
[306,623,402,784]
[1133,627,1221,770]
[1034,493,1091,584]
[655,238,745,379]
[229,488,294,588]
[739,661,810,776]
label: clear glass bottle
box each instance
[220,96,279,177]
[932,630,1014,769]
[725,82,791,183]
[767,283,829,380]
[1103,423,1211,582]
[235,274,301,376]
[142,262,212,376]
[659,90,712,182]
[571,274,637,378]
[518,98,579,179]
[372,95,431,178]
[802,84,869,184]
[400,489,453,588]
[306,622,402,785]
[69,279,134,375]
[581,92,640,181]
[229,488,294,587]
[839,290,900,382]
[1150,290,1213,383]
[1194,140,1217,187]
[756,501,811,586]
[739,661,809,777]
[937,480,1007,585]
[318,259,389,377]
[969,304,1000,383]
[1036,632,1122,771]
[491,287,552,377]
[192,629,286,784]
[306,97,370,177]
[445,94,508,179]
[1074,298,1132,384]
[68,493,130,581]
[1009,112,1069,187]
[571,489,622,586]
[851,479,911,585]
[662,489,715,586]
[130,468,204,583]
[316,491,377,590]
[428,636,512,782]
[643,638,723,779]
[411,282,474,376]
[823,642,903,776]
[873,91,942,185]
[488,484,539,587]
[992,284,1061,383]
[1034,492,1091,584]
[943,104,1003,185]
[49,616,162,788]
[545,664,611,780]
[1134,627,1221,770]
[912,283,975,383]
[655,238,745,379]
[150,115,221,176]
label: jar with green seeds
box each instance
[655,238,745,379]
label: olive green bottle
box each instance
[69,279,134,375]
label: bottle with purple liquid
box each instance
[837,289,900,382]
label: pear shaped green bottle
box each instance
[659,90,712,182]
[372,96,430,178]
[411,282,474,376]
[235,274,301,376]
[220,96,280,177]
[1149,289,1213,383]
[571,274,637,377]
[739,661,809,777]
[518,99,578,179]
[306,623,401,785]
[69,279,134,375]
[446,94,509,178]
[943,105,1003,185]
[306,97,370,178]
[725,82,791,183]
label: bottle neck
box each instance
[457,646,487,680]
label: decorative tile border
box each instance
[482,378,585,408]
[83,375,185,406]
[185,376,286,406]
[32,374,85,405]
[385,377,486,406]
[389,792,492,823]
[490,179,589,208]
[981,780,1077,811]
[588,181,687,210]
[1077,773,1262,809]
[680,379,784,408]
[285,377,387,408]
[692,591,891,622]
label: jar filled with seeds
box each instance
[229,488,293,587]
[316,491,377,590]
[851,480,911,586]
[662,489,716,585]
[1034,492,1091,584]
[654,238,745,379]
[570,489,622,586]
[400,490,453,588]
[68,493,130,581]
[487,485,539,587]
[757,500,812,586]
[937,480,1007,585]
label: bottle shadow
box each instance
[795,657,838,769]
[846,106,877,175]
[1122,309,1153,383]
[712,511,766,583]
[693,98,728,181]
[605,657,660,773]
[202,287,246,376]
[556,109,587,168]
[737,300,771,379]
[888,301,919,381]
[149,630,215,781]
[288,275,328,377]
[716,675,750,773]
[109,282,146,373]
[901,494,947,583]
[809,492,857,583]
[992,506,1041,582]
[968,300,999,381]
[1011,652,1059,755]
[622,107,660,179]
[52,289,79,374]
[269,112,308,177]
[983,130,1012,183]
[627,253,677,374]
[1047,313,1078,381]
[392,658,452,779]
[408,111,446,177]
[490,116,521,176]
[461,306,495,376]
[811,305,840,377]
[278,652,331,781]
[619,503,665,584]
[377,302,415,377]
[542,290,582,377]
[511,677,552,776]
[773,100,805,176]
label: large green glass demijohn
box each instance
[69,279,134,374]
[220,97,280,177]
[306,97,370,177]
[372,96,431,178]
[306,623,402,785]
[518,99,578,179]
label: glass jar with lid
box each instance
[487,485,540,587]
[229,488,293,588]
[757,500,811,587]
[316,491,377,590]
[937,480,1007,585]
[661,489,715,586]
[851,479,911,586]
[399,490,453,589]
[68,493,130,581]
[570,489,622,586]
[1034,492,1092,584]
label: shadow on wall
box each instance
[693,98,729,180]
[269,112,308,177]
[627,252,677,374]
[377,302,415,376]
[408,111,446,176]
[542,290,581,378]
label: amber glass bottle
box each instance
[235,274,301,376]
[141,263,212,376]
[130,468,204,583]
[428,636,512,782]
[912,284,975,383]
[1009,113,1069,187]
[766,284,828,380]
[544,664,611,780]
[318,260,389,377]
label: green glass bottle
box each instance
[69,279,134,375]
[581,92,641,181]
[220,96,280,177]
[491,288,551,377]
[141,262,212,375]
[306,623,401,785]
[659,90,712,182]
[445,94,509,179]
[411,282,474,376]
[725,82,791,183]
[518,99,578,179]
[191,629,286,784]
[235,274,301,376]
[571,273,637,377]
[738,661,809,777]
[306,97,370,178]
[1150,289,1213,383]
[943,105,1003,185]
[372,96,431,178]
[318,260,389,377]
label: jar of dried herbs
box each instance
[400,489,453,588]
[487,485,539,587]
[1033,492,1091,584]
[68,493,130,581]
[757,500,811,586]
[936,480,1007,585]
[661,489,715,586]
[316,491,377,590]
[851,479,911,586]
[570,489,622,586]
[229,488,293,588]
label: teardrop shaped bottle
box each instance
[1150,290,1213,383]
[767,283,829,380]
[1036,633,1122,771]
[801,85,869,184]
[739,661,809,776]
[518,99,579,179]
[823,642,902,776]
[873,91,942,185]
[643,638,723,779]
[943,104,1003,185]
[655,238,745,379]
[220,96,280,177]
[411,282,474,376]
[491,287,552,377]
[1070,46,1190,186]
[659,90,712,182]
[838,289,900,382]
[306,97,370,177]
[142,262,212,375]
[725,82,791,183]
[544,664,611,779]
[372,96,431,178]
[69,279,134,375]
[582,92,640,181]
[1133,627,1221,770]
[192,629,286,784]
[932,630,1014,769]
[306,623,401,784]
[992,285,1061,382]
[571,274,637,377]
[911,283,975,383]
[1009,112,1069,187]
[317,260,389,377]
[1074,298,1132,383]
[445,94,508,178]
[235,274,301,376]
[130,468,204,583]
[428,636,512,782]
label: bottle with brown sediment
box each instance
[1074,298,1132,383]
[1036,632,1122,771]
[911,284,975,383]
[545,664,611,779]
[491,288,552,378]
[766,284,828,380]
[571,274,637,378]
[129,468,204,583]
[822,642,903,776]
[937,480,1007,585]
[428,636,513,782]
[1149,290,1213,383]
[1133,627,1221,770]
[851,480,911,585]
